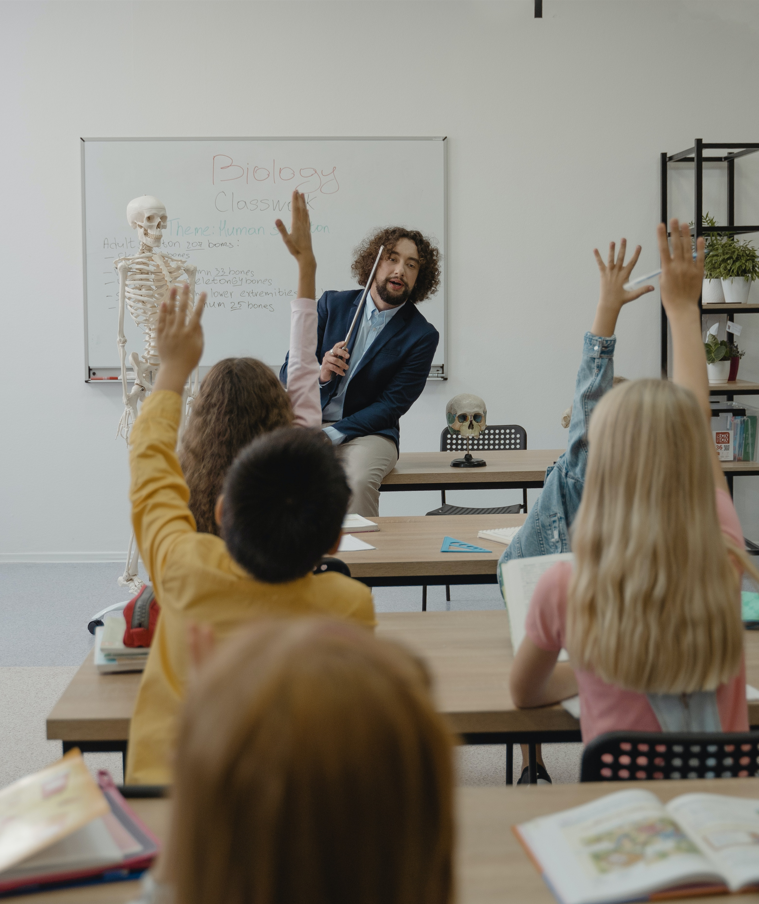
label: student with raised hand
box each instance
[125,274,374,785]
[499,238,652,783]
[179,191,321,533]
[510,219,758,743]
[132,618,455,904]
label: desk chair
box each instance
[423,425,527,609]
[581,731,759,782]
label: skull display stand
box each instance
[114,195,199,592]
[445,393,488,468]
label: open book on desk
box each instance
[500,552,572,662]
[0,750,159,896]
[515,788,759,904]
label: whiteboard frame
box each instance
[80,136,448,382]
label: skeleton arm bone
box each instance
[116,260,144,440]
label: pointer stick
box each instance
[343,245,384,346]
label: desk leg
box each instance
[506,744,513,785]
[727,473,734,498]
[528,743,538,784]
[422,586,427,612]
[62,741,128,779]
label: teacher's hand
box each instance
[320,341,350,382]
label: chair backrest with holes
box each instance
[439,424,527,454]
[580,731,759,782]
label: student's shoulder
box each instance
[533,561,572,606]
[313,571,376,625]
[716,488,744,549]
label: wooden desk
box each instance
[47,611,759,781]
[379,449,759,492]
[24,779,759,904]
[342,513,525,586]
[380,449,564,492]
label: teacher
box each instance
[280,227,440,516]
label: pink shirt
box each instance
[286,298,322,429]
[525,490,748,743]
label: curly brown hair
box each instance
[179,358,293,535]
[351,227,441,304]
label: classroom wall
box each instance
[3,0,759,560]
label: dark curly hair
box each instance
[351,227,441,304]
[179,358,294,535]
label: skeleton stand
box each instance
[449,434,486,469]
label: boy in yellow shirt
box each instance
[126,262,374,786]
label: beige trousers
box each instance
[326,427,399,517]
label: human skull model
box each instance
[446,394,487,439]
[126,195,168,249]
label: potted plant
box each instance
[705,333,731,383]
[726,342,745,382]
[705,235,759,305]
[700,213,727,304]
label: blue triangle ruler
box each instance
[440,536,492,554]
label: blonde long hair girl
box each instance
[566,378,754,694]
[509,219,756,741]
[163,619,455,904]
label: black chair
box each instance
[314,557,351,577]
[580,731,759,782]
[423,425,527,609]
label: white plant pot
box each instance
[721,277,752,305]
[707,361,730,384]
[702,278,725,304]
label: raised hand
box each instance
[320,340,350,383]
[154,283,206,395]
[591,239,653,337]
[276,191,316,301]
[657,219,705,320]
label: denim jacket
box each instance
[498,332,616,589]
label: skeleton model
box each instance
[445,393,488,468]
[114,196,198,591]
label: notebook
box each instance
[342,514,379,533]
[499,553,572,661]
[477,526,521,547]
[0,751,159,896]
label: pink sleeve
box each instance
[524,562,571,652]
[286,298,322,429]
[716,489,744,549]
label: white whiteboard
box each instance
[81,137,446,378]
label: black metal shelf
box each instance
[661,139,759,480]
[661,138,759,373]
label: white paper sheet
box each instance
[338,534,376,552]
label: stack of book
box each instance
[0,751,159,896]
[94,614,149,674]
[711,411,757,462]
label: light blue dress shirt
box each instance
[322,293,402,444]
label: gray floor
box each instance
[0,564,582,788]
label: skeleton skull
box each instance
[446,393,487,439]
[127,195,168,249]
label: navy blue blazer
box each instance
[280,289,439,448]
